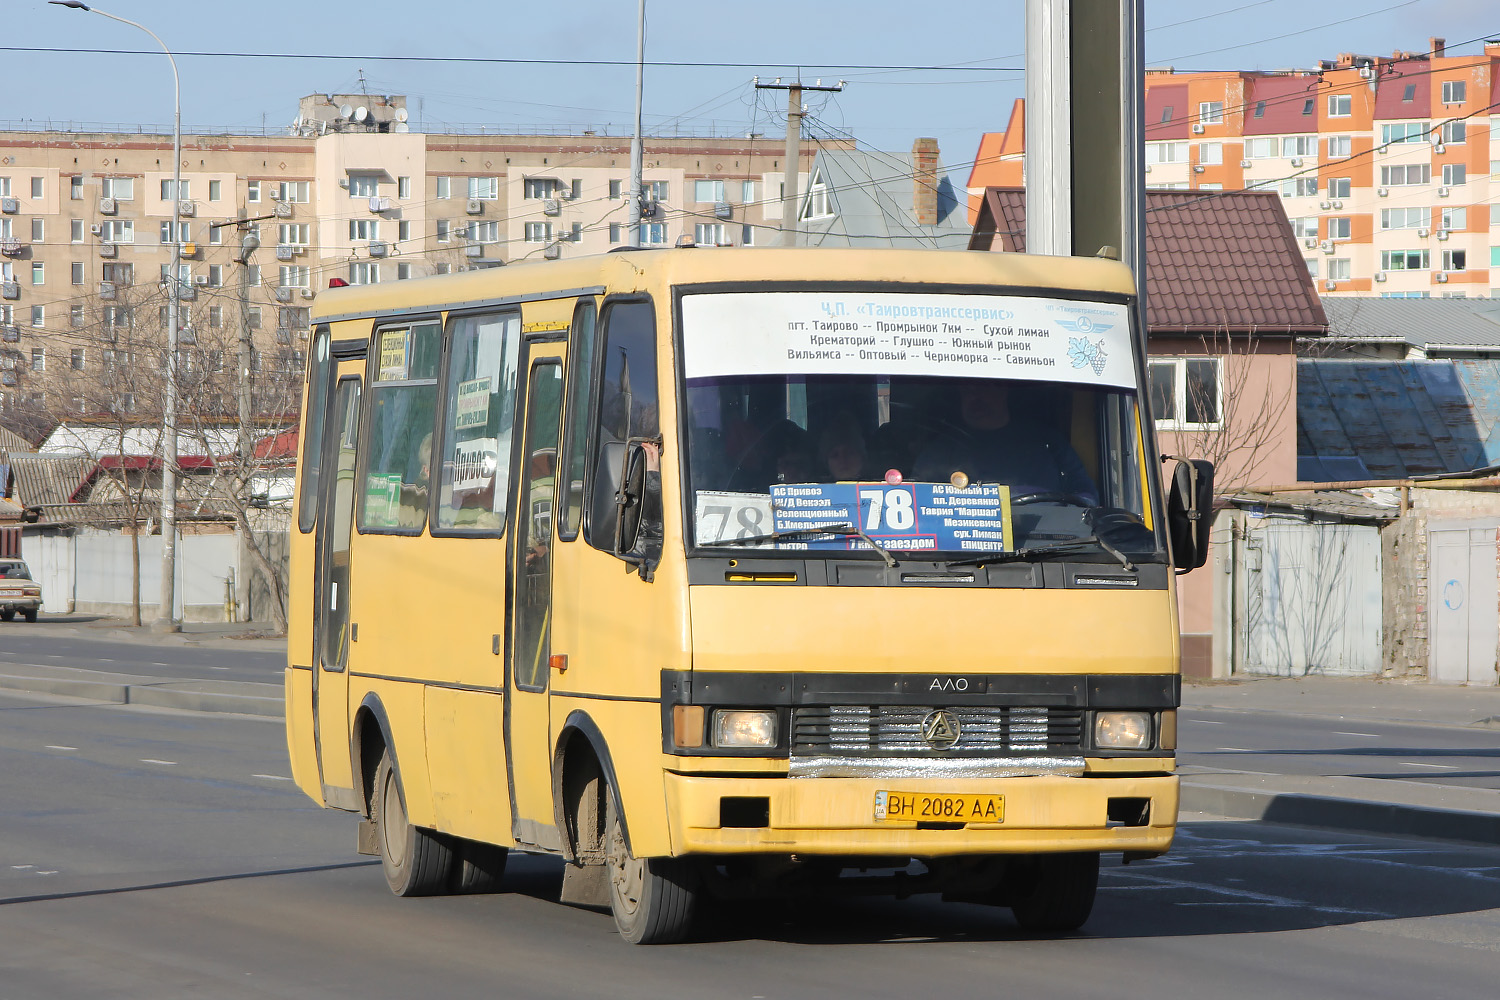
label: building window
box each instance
[1244,137,1276,159]
[30,178,43,199]
[160,179,190,200]
[208,179,221,202]
[246,179,260,203]
[397,176,412,200]
[100,176,134,200]
[70,304,84,327]
[742,224,756,246]
[639,222,666,244]
[349,263,379,285]
[435,176,451,199]
[695,223,726,245]
[1327,94,1351,117]
[160,221,190,244]
[524,221,552,243]
[1441,207,1466,230]
[208,305,222,327]
[742,180,756,203]
[31,219,43,242]
[348,173,379,198]
[31,262,43,285]
[205,264,222,287]
[1281,135,1317,157]
[436,219,450,243]
[608,179,622,200]
[801,181,832,219]
[31,348,44,372]
[1198,142,1222,165]
[1253,100,1266,118]
[397,262,412,280]
[472,221,499,243]
[71,219,83,243]
[278,223,310,246]
[1441,80,1466,104]
[1327,177,1351,198]
[30,306,43,328]
[1146,142,1189,164]
[694,179,726,203]
[1380,207,1426,230]
[1441,164,1466,186]
[1381,250,1429,271]
[1380,164,1430,186]
[1441,249,1467,272]
[1326,135,1352,157]
[1148,357,1221,430]
[1304,257,1319,278]
[645,180,668,202]
[275,181,310,203]
[1328,258,1351,281]
[434,263,450,275]
[71,261,84,285]
[71,349,85,370]
[470,176,501,200]
[1280,177,1317,197]
[101,220,134,243]
[609,223,622,243]
[1198,101,1223,124]
[522,177,557,200]
[398,220,411,242]
[348,219,379,241]
[1326,217,1351,241]
[1289,216,1319,238]
[70,176,83,200]
[278,264,310,288]
[1381,121,1428,145]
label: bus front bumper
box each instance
[664,771,1177,857]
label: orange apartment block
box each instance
[968,37,1500,299]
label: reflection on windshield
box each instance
[686,374,1153,558]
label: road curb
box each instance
[1180,780,1500,847]
[0,673,283,719]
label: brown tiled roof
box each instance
[970,187,1327,336]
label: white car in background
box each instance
[0,559,42,622]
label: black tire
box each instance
[1008,852,1100,932]
[452,837,508,894]
[605,790,697,944]
[372,749,455,897]
[21,608,37,623]
[0,610,13,622]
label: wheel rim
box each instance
[606,812,643,917]
[381,767,407,867]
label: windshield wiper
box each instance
[712,521,898,568]
[943,534,1135,571]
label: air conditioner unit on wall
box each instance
[0,197,17,214]
[1290,157,1303,167]
[1438,230,1450,241]
[99,197,117,215]
[1239,159,1251,168]
[1324,280,1337,291]
[1437,272,1449,283]
[1192,123,1205,134]
[177,200,195,217]
[1375,271,1387,282]
[1418,228,1430,238]
[1438,187,1451,197]
[274,201,294,218]
[1377,187,1389,197]
[466,199,483,215]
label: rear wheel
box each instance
[452,838,508,893]
[605,790,697,944]
[372,749,455,897]
[21,608,36,623]
[1008,852,1100,932]
[0,610,14,622]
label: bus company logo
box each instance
[920,710,962,749]
[1067,336,1109,376]
[928,676,972,693]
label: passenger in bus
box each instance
[915,379,1097,502]
[817,411,869,481]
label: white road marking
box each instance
[35,871,57,876]
[45,745,78,751]
[12,865,34,870]
[1213,747,1260,753]
[1334,731,1380,738]
[209,666,231,671]
[1191,720,1225,725]
[140,758,177,766]
[1401,762,1459,769]
[252,774,292,781]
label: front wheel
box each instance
[372,748,455,897]
[1008,851,1099,932]
[21,608,37,623]
[605,790,698,944]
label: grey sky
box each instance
[4,0,1496,171]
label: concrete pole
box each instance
[779,85,803,247]
[626,0,645,248]
[1025,0,1071,257]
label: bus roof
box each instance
[310,248,1137,326]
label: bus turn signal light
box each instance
[673,706,705,748]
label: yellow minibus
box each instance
[285,247,1212,943]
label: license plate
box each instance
[874,791,1004,824]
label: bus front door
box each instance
[507,350,566,848]
[313,372,362,800]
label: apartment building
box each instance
[0,92,825,418]
[967,37,1500,299]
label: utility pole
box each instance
[626,0,646,248]
[755,78,843,247]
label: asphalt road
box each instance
[0,632,283,685]
[1180,708,1500,790]
[2,690,1499,1000]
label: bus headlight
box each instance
[713,710,777,748]
[1094,711,1153,750]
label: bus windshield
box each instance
[680,289,1157,560]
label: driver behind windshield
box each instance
[914,379,1098,503]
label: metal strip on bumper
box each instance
[787,755,1087,779]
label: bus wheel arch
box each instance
[352,695,395,818]
[553,711,629,864]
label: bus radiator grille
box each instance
[790,705,1085,757]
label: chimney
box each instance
[1429,36,1445,58]
[912,138,940,226]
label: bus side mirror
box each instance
[1166,458,1214,572]
[613,440,662,580]
[614,443,648,558]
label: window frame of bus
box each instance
[670,280,1154,561]
[356,317,443,536]
[583,295,659,558]
[556,297,599,543]
[296,324,333,534]
[428,308,524,538]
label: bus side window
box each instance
[587,300,658,555]
[360,321,441,533]
[558,299,597,541]
[435,312,523,533]
[297,325,332,533]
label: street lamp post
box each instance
[51,1,182,630]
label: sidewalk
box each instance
[1179,673,1500,846]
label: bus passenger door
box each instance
[507,349,565,847]
[313,371,362,799]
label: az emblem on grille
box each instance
[920,709,961,749]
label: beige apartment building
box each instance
[0,93,827,420]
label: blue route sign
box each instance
[768,482,1012,552]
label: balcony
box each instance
[0,237,23,258]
